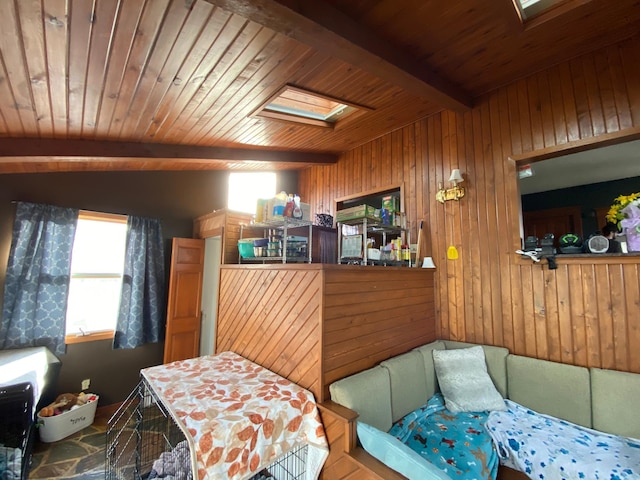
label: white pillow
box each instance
[432,346,506,412]
[356,422,452,480]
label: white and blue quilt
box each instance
[486,400,640,479]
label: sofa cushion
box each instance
[432,346,506,413]
[507,354,591,428]
[591,367,640,439]
[442,340,509,397]
[329,365,393,432]
[356,422,453,480]
[380,350,429,422]
[413,340,446,398]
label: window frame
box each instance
[511,128,640,264]
[64,210,128,345]
[513,0,593,28]
[251,84,371,128]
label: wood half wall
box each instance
[216,264,436,402]
[299,34,640,375]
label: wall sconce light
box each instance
[436,169,465,203]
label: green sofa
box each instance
[328,340,640,478]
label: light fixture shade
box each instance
[421,256,436,268]
[448,169,463,184]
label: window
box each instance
[515,0,568,20]
[65,212,128,341]
[253,85,368,127]
[228,172,277,214]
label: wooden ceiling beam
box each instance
[0,138,338,165]
[203,0,473,112]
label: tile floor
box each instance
[28,405,116,479]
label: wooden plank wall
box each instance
[216,265,324,399]
[299,34,640,375]
[322,267,436,397]
[216,265,437,402]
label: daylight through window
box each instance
[253,85,365,127]
[228,172,277,214]
[65,212,128,338]
[516,0,565,19]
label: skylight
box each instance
[253,85,366,128]
[516,0,566,20]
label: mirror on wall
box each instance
[518,139,640,248]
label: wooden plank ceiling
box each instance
[0,0,638,173]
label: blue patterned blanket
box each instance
[388,394,499,480]
[486,400,640,479]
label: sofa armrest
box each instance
[318,400,359,453]
[318,401,407,480]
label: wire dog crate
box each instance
[106,379,187,480]
[106,378,309,480]
[0,382,35,480]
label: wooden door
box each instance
[523,206,583,247]
[594,206,611,229]
[163,238,205,364]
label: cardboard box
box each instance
[382,195,398,213]
[38,395,99,442]
[335,205,379,223]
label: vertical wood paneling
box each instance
[537,70,555,146]
[609,265,628,370]
[606,44,633,131]
[82,0,120,136]
[555,265,573,364]
[0,1,39,134]
[105,0,170,137]
[118,0,201,138]
[299,35,640,375]
[43,0,69,136]
[67,0,94,137]
[593,50,619,134]
[569,264,588,367]
[623,264,640,372]
[620,39,640,125]
[18,0,54,136]
[94,0,146,136]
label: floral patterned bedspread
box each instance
[388,393,499,479]
[486,400,640,479]
[141,351,328,480]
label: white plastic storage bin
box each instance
[37,395,99,442]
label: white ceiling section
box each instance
[518,139,640,195]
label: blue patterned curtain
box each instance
[114,216,166,349]
[1,202,79,355]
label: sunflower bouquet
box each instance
[606,192,640,229]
